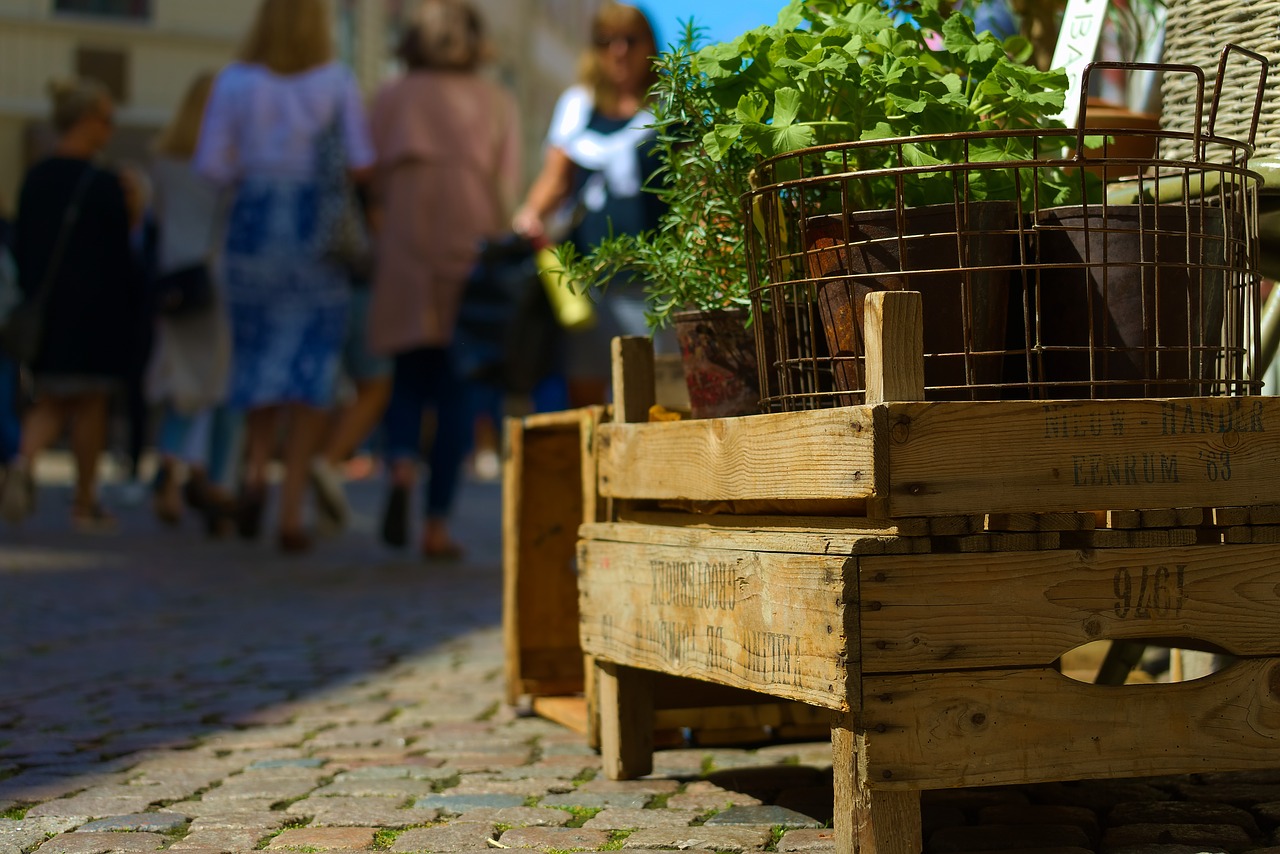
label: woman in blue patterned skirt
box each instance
[194,0,374,552]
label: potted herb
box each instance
[560,0,1079,411]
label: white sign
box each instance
[1050,0,1110,126]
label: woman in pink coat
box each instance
[367,0,521,559]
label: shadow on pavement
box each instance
[0,473,504,804]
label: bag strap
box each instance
[33,164,96,304]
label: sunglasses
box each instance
[594,33,643,50]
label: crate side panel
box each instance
[578,538,854,711]
[862,659,1280,790]
[597,408,878,502]
[860,544,1280,673]
[887,398,1280,516]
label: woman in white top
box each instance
[147,71,239,533]
[194,0,374,553]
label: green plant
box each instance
[556,0,1082,331]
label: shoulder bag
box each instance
[0,165,95,363]
[314,107,373,282]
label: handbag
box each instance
[314,110,373,281]
[0,165,95,363]
[154,261,215,318]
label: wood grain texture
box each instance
[597,660,654,780]
[611,336,655,423]
[597,407,879,502]
[859,544,1280,673]
[589,515,922,556]
[885,397,1280,516]
[578,537,854,710]
[861,658,1280,789]
[864,290,925,405]
[502,412,588,703]
[833,714,922,854]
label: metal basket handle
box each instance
[1208,43,1269,148]
[1076,60,1204,154]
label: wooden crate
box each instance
[501,400,829,746]
[578,292,1280,854]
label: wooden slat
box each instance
[597,406,880,503]
[1225,526,1280,544]
[589,515,927,556]
[985,512,1096,532]
[861,658,1280,790]
[1090,528,1199,549]
[864,290,924,406]
[652,701,830,732]
[578,538,854,710]
[611,336,655,424]
[598,661,654,780]
[885,397,1280,517]
[502,414,588,703]
[531,695,590,735]
[859,544,1280,673]
[833,715,922,854]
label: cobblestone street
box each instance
[5,461,1280,854]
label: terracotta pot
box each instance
[672,307,761,419]
[1030,204,1229,398]
[806,201,1019,402]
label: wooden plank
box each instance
[885,397,1280,516]
[985,512,1096,532]
[588,515,925,557]
[653,701,830,732]
[859,544,1280,673]
[611,336,655,423]
[1225,526,1280,544]
[1090,528,1198,549]
[860,658,1280,789]
[1104,508,1206,529]
[1215,504,1280,526]
[502,416,588,703]
[833,714,922,854]
[581,406,606,525]
[531,695,590,735]
[938,531,1060,553]
[578,538,854,710]
[597,661,654,780]
[597,406,879,503]
[864,290,924,405]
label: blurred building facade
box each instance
[0,0,598,212]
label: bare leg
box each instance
[323,376,391,465]
[242,407,280,491]
[278,402,327,538]
[68,392,109,511]
[17,395,71,463]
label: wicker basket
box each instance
[1161,0,1278,163]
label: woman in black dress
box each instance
[0,78,140,528]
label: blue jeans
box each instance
[0,355,19,461]
[383,347,470,518]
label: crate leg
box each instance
[597,659,654,779]
[832,714,922,854]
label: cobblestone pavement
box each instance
[6,460,1280,854]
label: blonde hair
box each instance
[579,2,658,115]
[397,0,489,71]
[154,71,216,158]
[239,0,334,75]
[47,77,111,134]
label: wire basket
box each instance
[1161,0,1280,165]
[745,50,1266,412]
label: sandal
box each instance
[309,459,350,536]
[381,482,409,549]
[277,528,312,554]
[422,541,465,562]
[72,502,117,533]
[151,463,183,527]
[236,484,267,541]
[0,462,34,524]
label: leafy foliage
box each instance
[555,0,1085,330]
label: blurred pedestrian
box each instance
[0,78,140,528]
[194,0,374,553]
[366,0,520,559]
[512,1,663,406]
[116,161,158,507]
[0,207,20,469]
[146,70,240,534]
